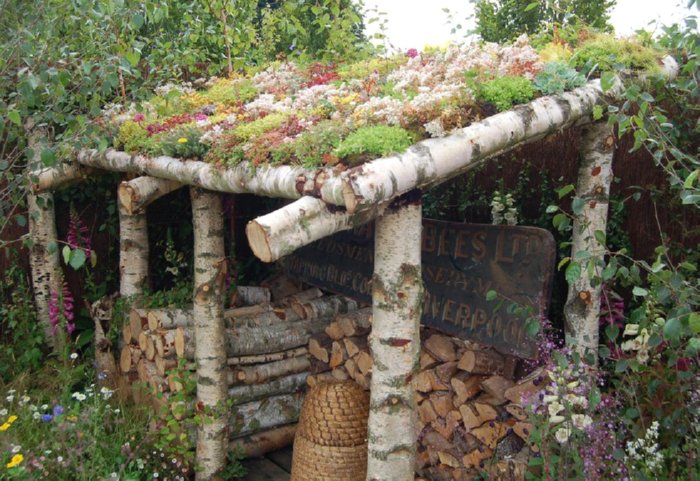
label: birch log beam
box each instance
[191,187,228,480]
[118,176,183,215]
[30,163,92,193]
[25,124,63,351]
[246,196,387,262]
[119,200,149,298]
[366,196,423,481]
[564,122,615,362]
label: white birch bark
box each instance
[117,176,183,215]
[564,122,615,362]
[77,149,325,199]
[246,196,388,262]
[118,201,149,298]
[366,199,422,481]
[25,125,63,351]
[29,163,91,193]
[191,187,228,480]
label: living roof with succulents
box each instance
[102,34,664,171]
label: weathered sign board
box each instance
[282,220,555,358]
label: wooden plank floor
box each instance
[241,446,293,480]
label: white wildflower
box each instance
[571,414,593,430]
[70,352,78,360]
[555,425,572,443]
[623,324,640,337]
[72,392,87,402]
[547,401,564,418]
[11,445,21,453]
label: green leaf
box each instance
[8,110,21,126]
[40,148,56,167]
[125,51,141,67]
[663,317,682,341]
[602,263,617,281]
[545,205,559,214]
[615,359,628,373]
[601,72,616,92]
[689,313,700,334]
[69,248,86,270]
[557,184,575,199]
[557,256,571,270]
[589,388,601,409]
[565,262,581,283]
[632,286,648,297]
[15,214,26,227]
[485,290,498,301]
[571,197,585,216]
[688,337,700,352]
[594,230,606,246]
[683,169,699,188]
[625,407,639,419]
[524,1,539,11]
[47,242,57,255]
[592,105,604,120]
[62,245,71,265]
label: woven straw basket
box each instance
[291,380,369,481]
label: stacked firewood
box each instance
[308,323,542,481]
[118,278,358,454]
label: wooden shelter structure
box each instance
[27,57,677,481]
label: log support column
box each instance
[564,122,615,362]
[118,201,149,298]
[366,194,423,481]
[191,187,228,480]
[26,124,63,351]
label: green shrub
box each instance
[290,120,349,168]
[477,76,535,111]
[570,34,663,75]
[201,79,258,105]
[113,121,148,153]
[335,125,414,165]
[534,62,587,95]
[159,127,209,159]
[233,113,289,142]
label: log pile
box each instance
[118,282,358,455]
[308,323,544,481]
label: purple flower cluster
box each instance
[406,48,418,58]
[49,284,75,336]
[67,209,92,260]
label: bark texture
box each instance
[564,122,615,361]
[246,196,388,262]
[118,176,183,214]
[30,163,91,193]
[26,125,63,350]
[366,200,423,481]
[191,187,228,480]
[119,201,149,298]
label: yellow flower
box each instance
[67,415,78,422]
[177,137,188,144]
[6,453,23,468]
[0,423,10,432]
[7,415,17,424]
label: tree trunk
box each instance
[118,176,182,215]
[26,125,63,351]
[119,199,149,298]
[564,122,614,362]
[366,197,423,481]
[191,187,228,480]
[30,163,91,193]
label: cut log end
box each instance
[117,182,136,215]
[245,221,273,263]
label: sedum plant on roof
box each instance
[102,34,666,170]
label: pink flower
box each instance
[133,113,145,123]
[406,48,418,58]
[194,112,208,121]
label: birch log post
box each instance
[118,199,149,298]
[564,122,615,362]
[25,123,63,350]
[118,176,183,215]
[366,196,423,481]
[30,163,91,193]
[191,187,228,480]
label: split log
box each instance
[279,287,323,305]
[354,350,373,376]
[564,121,615,362]
[118,176,183,215]
[229,392,304,438]
[343,336,368,359]
[230,424,297,458]
[457,349,505,375]
[122,325,133,345]
[144,334,157,361]
[227,347,308,366]
[231,286,271,307]
[480,376,515,405]
[228,372,308,405]
[451,374,486,405]
[120,345,142,373]
[306,371,336,388]
[260,273,304,302]
[224,304,271,318]
[155,355,178,377]
[460,402,498,430]
[174,319,328,359]
[147,308,191,331]
[191,187,227,480]
[471,422,508,449]
[424,334,460,362]
[308,333,332,364]
[331,367,350,381]
[329,341,347,369]
[336,308,372,336]
[129,309,147,340]
[291,295,357,320]
[505,404,528,421]
[366,199,422,481]
[463,447,493,469]
[504,367,548,405]
[233,356,310,385]
[136,359,168,393]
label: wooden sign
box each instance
[281,220,555,358]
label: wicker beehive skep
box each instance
[292,380,369,481]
